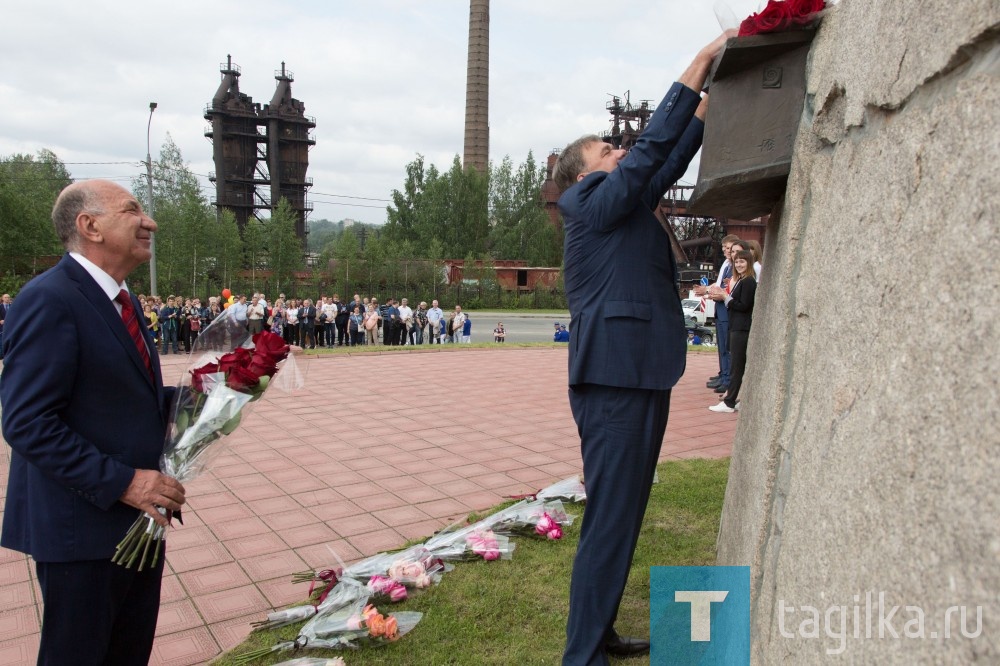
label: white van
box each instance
[682,294,715,324]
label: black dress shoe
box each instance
[605,635,650,658]
[714,384,729,393]
[707,379,722,388]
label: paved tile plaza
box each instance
[0,347,736,665]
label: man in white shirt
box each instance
[397,298,414,346]
[694,234,739,393]
[247,295,265,334]
[451,305,466,344]
[426,300,444,345]
[321,296,338,347]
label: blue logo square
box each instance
[650,566,750,665]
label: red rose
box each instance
[248,353,278,378]
[740,0,823,36]
[787,0,825,19]
[226,365,261,391]
[217,347,253,373]
[739,0,795,36]
[252,330,290,363]
[190,362,220,393]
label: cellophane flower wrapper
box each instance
[253,575,368,632]
[536,475,587,503]
[271,658,347,666]
[424,519,516,562]
[112,308,299,570]
[488,499,575,540]
[239,596,422,662]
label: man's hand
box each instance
[678,30,738,93]
[120,469,186,527]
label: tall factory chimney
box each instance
[463,0,489,174]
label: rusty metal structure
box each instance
[463,0,489,174]
[601,91,654,150]
[205,56,315,243]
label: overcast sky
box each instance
[1,0,759,225]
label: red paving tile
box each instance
[155,599,204,636]
[0,347,734,661]
[149,626,219,666]
[0,607,39,640]
[192,585,270,623]
[0,582,33,610]
[0,634,39,666]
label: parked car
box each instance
[684,315,714,344]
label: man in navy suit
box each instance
[0,292,10,359]
[552,32,730,665]
[1,180,186,665]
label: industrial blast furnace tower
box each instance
[463,0,489,174]
[205,56,315,244]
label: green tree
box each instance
[213,208,242,293]
[242,216,265,291]
[133,135,215,295]
[332,226,360,294]
[0,150,70,274]
[266,198,304,295]
[489,151,561,266]
[384,155,425,248]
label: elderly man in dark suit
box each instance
[0,179,185,665]
[552,32,730,665]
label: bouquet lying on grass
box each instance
[112,309,298,570]
[484,498,574,541]
[256,548,446,631]
[237,591,422,664]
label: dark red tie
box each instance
[116,289,154,382]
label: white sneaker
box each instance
[735,402,741,411]
[709,402,736,413]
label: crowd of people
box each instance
[696,235,762,414]
[133,292,480,352]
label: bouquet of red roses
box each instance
[737,0,826,37]
[112,308,296,570]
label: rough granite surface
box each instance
[715,0,1000,663]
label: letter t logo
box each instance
[675,591,729,641]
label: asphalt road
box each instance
[461,311,571,343]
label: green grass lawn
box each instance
[215,458,730,666]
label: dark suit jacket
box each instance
[560,82,704,390]
[299,306,316,326]
[0,255,172,562]
[726,276,757,332]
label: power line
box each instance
[311,191,391,202]
[3,160,141,166]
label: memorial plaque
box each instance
[688,30,816,219]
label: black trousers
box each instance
[723,329,749,408]
[563,384,671,666]
[36,556,164,666]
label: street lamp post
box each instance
[146,102,158,296]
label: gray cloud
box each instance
[1,0,729,224]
